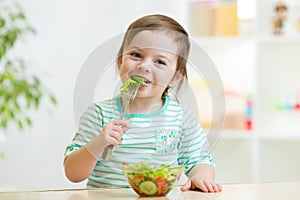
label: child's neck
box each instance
[127,96,164,114]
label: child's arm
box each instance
[64,120,130,183]
[64,145,99,182]
[180,164,222,192]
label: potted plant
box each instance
[0,0,57,158]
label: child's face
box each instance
[119,30,180,98]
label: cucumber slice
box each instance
[138,180,158,196]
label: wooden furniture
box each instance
[0,181,299,200]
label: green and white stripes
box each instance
[64,95,215,188]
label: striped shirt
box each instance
[64,95,215,188]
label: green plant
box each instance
[0,0,57,131]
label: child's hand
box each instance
[84,120,130,160]
[100,120,131,147]
[181,178,222,193]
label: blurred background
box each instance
[1,0,300,191]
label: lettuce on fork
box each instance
[120,75,147,97]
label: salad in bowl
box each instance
[123,162,184,197]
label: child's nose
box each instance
[137,62,151,72]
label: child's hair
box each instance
[117,14,190,96]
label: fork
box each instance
[102,83,141,161]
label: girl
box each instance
[64,14,222,193]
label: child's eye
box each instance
[156,59,166,66]
[131,52,141,58]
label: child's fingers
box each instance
[105,131,122,146]
[111,125,124,135]
[181,179,222,193]
[197,181,208,192]
[108,137,120,146]
[203,180,214,192]
[180,179,191,192]
[216,183,223,192]
[203,181,222,193]
[114,120,131,130]
[108,130,123,142]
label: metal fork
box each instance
[102,83,141,161]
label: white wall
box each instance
[0,0,188,191]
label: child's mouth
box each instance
[145,80,152,84]
[131,76,152,84]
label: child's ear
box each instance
[169,72,183,88]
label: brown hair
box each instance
[117,14,190,95]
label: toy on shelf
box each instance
[275,91,300,111]
[272,2,288,35]
[245,95,253,130]
[190,0,238,36]
[297,7,300,33]
[223,90,253,130]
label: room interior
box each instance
[0,0,300,191]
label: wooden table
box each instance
[0,181,299,200]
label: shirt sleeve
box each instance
[64,103,103,159]
[177,105,216,175]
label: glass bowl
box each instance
[123,162,184,197]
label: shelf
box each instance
[257,35,300,44]
[259,132,300,141]
[220,130,255,140]
[192,35,300,45]
[214,130,300,141]
[187,0,300,183]
[191,36,255,46]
